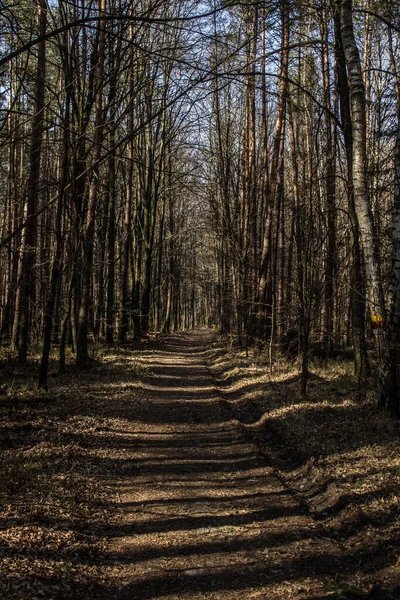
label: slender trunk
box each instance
[141,182,152,334]
[132,187,143,338]
[239,6,258,346]
[105,132,116,345]
[76,0,106,364]
[334,9,369,378]
[256,0,289,344]
[38,77,70,388]
[16,0,47,362]
[119,23,135,343]
[379,25,400,415]
[93,193,108,341]
[321,10,336,355]
[119,141,133,343]
[289,100,308,398]
[339,0,384,321]
[1,63,19,341]
[163,169,175,333]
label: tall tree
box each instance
[380,19,400,415]
[13,0,47,363]
[334,6,369,379]
[339,0,385,324]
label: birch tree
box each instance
[339,0,385,323]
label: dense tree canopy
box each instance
[0,0,400,412]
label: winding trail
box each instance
[99,330,339,599]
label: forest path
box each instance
[96,330,339,599]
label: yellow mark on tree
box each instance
[371,314,384,329]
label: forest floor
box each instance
[0,329,400,599]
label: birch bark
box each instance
[339,0,384,320]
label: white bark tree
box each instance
[339,0,385,323]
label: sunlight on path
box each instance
[99,331,340,600]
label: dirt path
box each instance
[2,329,398,599]
[89,329,347,600]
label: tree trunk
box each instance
[334,8,369,379]
[339,0,384,321]
[321,9,337,355]
[15,0,47,363]
[105,131,116,345]
[379,24,400,416]
[256,0,289,346]
[76,0,106,364]
[288,100,308,399]
[38,69,70,388]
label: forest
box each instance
[1,1,400,598]
[0,0,400,408]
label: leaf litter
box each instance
[0,333,399,599]
[0,346,147,599]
